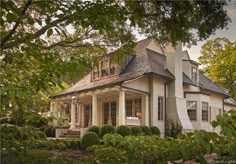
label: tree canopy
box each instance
[0,0,231,114]
[199,38,236,99]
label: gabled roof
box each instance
[199,73,228,97]
[224,97,236,106]
[52,38,229,98]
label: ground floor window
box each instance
[103,101,116,126]
[158,97,164,121]
[187,101,197,121]
[126,98,142,117]
[202,102,209,121]
[84,104,91,127]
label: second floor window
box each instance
[92,57,118,81]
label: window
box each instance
[84,104,91,127]
[92,57,119,81]
[158,97,164,121]
[126,98,142,117]
[111,102,116,126]
[103,103,109,124]
[191,67,197,83]
[93,71,99,80]
[126,100,132,117]
[202,102,209,121]
[134,98,141,115]
[187,101,197,121]
[103,102,116,126]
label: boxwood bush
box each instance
[151,126,160,136]
[130,126,142,136]
[44,126,55,137]
[140,126,152,135]
[115,125,131,137]
[80,132,100,150]
[88,125,100,135]
[99,125,115,137]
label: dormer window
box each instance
[191,67,197,83]
[92,56,119,81]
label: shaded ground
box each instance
[38,149,94,160]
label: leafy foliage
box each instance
[150,126,161,136]
[199,38,236,99]
[115,125,131,137]
[140,125,152,135]
[165,119,183,138]
[99,124,115,137]
[80,132,100,150]
[89,110,236,163]
[130,126,142,136]
[88,125,100,135]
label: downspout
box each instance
[164,82,167,137]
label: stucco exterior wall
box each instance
[224,104,236,112]
[146,40,163,54]
[152,75,166,136]
[122,75,149,92]
[182,61,191,78]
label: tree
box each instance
[0,0,231,119]
[199,38,236,99]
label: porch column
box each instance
[50,101,54,116]
[119,89,126,125]
[92,94,98,125]
[77,103,81,126]
[54,102,58,117]
[145,94,149,126]
[70,96,77,129]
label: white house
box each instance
[50,38,232,137]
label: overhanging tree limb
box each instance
[0,0,33,48]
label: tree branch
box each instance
[1,15,68,49]
[0,0,33,48]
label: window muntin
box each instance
[126,98,142,118]
[158,97,164,121]
[84,104,91,127]
[187,101,197,121]
[103,103,109,124]
[92,57,118,81]
[126,100,132,117]
[191,67,197,83]
[202,102,209,121]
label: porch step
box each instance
[60,130,80,138]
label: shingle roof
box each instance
[199,73,228,97]
[224,97,236,106]
[52,39,228,98]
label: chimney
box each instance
[165,42,183,98]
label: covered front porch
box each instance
[50,86,150,136]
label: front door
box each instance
[103,101,116,126]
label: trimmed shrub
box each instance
[44,126,55,137]
[99,125,115,137]
[130,126,142,136]
[140,126,152,135]
[56,141,67,150]
[35,131,47,139]
[88,125,100,135]
[80,132,100,150]
[150,126,160,136]
[115,125,131,137]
